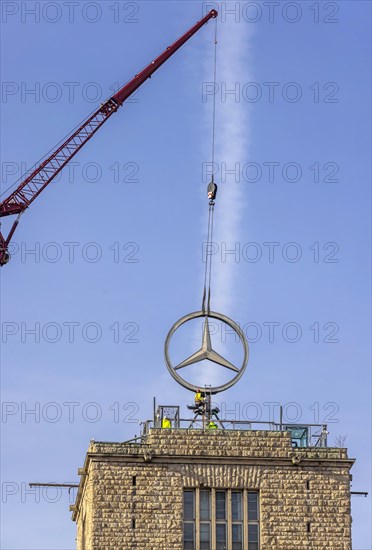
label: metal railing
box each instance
[144,406,329,448]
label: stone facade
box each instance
[72,429,354,549]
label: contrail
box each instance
[204,18,253,316]
[194,17,254,387]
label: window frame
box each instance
[183,488,260,550]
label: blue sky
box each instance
[1,1,371,548]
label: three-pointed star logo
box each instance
[174,317,239,373]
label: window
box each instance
[216,491,226,520]
[248,492,260,550]
[184,490,195,520]
[200,490,211,549]
[183,489,260,550]
[232,523,243,550]
[184,491,195,550]
[200,523,210,550]
[232,491,242,520]
[200,490,210,520]
[184,523,195,550]
[216,523,227,550]
[216,491,227,550]
[232,491,243,550]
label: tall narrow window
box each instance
[216,523,227,550]
[248,491,260,550]
[232,491,242,521]
[216,491,226,520]
[232,491,243,550]
[232,523,243,550]
[184,523,195,550]
[200,490,211,550]
[200,490,210,520]
[216,491,227,549]
[200,522,211,550]
[183,490,195,550]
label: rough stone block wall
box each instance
[74,429,352,549]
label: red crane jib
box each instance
[0,9,217,266]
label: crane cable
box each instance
[202,17,218,316]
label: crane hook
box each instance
[207,177,218,204]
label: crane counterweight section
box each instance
[0,9,217,267]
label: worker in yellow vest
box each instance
[208,420,218,430]
[195,389,205,408]
[195,389,202,404]
[162,416,171,428]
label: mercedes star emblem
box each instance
[164,310,249,394]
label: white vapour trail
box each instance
[190,18,254,389]
[205,20,253,316]
[169,15,254,392]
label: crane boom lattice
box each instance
[0,9,218,266]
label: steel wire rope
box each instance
[202,17,218,315]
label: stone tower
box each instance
[72,424,353,549]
